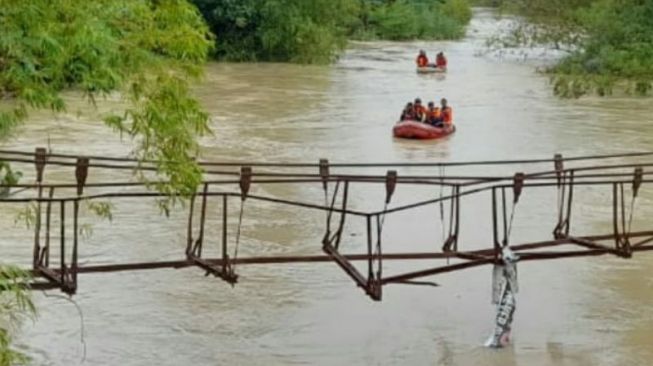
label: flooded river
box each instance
[3,8,653,366]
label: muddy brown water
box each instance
[2,8,653,366]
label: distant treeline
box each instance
[484,0,653,97]
[191,0,472,64]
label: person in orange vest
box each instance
[416,50,429,67]
[426,101,443,126]
[413,98,427,122]
[440,98,453,126]
[436,52,447,69]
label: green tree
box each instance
[351,0,472,41]
[193,0,359,63]
[0,0,213,194]
[486,0,653,97]
[1,0,213,360]
[192,0,473,62]
[552,0,653,97]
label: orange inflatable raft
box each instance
[393,120,456,140]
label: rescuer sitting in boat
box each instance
[416,50,429,67]
[440,98,453,126]
[393,98,456,139]
[412,98,427,122]
[436,52,448,70]
[400,102,415,121]
[426,101,443,126]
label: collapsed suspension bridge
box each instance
[1,148,653,302]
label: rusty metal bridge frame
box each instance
[2,148,653,301]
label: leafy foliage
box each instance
[1,0,213,360]
[192,0,472,62]
[354,0,471,40]
[550,0,653,97]
[0,266,35,366]
[0,0,213,194]
[194,0,358,63]
[487,0,653,97]
[0,162,22,198]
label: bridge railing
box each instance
[1,148,653,300]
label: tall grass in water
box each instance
[353,0,472,41]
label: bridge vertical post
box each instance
[42,187,55,267]
[319,159,329,191]
[334,181,349,249]
[186,193,196,256]
[366,214,382,301]
[33,147,47,269]
[374,214,383,300]
[366,215,373,287]
[59,200,66,291]
[492,187,500,261]
[553,154,574,240]
[563,171,574,238]
[454,185,460,251]
[501,187,508,246]
[194,183,209,257]
[612,170,641,258]
[442,184,461,252]
[554,154,563,185]
[222,194,229,273]
[71,157,88,293]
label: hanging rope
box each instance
[231,199,245,273]
[371,171,397,283]
[555,172,566,233]
[626,168,643,237]
[437,167,455,264]
[232,166,252,274]
[320,158,330,221]
[614,169,643,256]
[504,173,525,247]
[505,202,517,247]
[322,181,341,246]
[374,214,384,280]
[438,166,446,244]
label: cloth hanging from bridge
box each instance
[485,246,519,348]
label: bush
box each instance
[193,0,473,62]
[549,0,653,96]
[358,0,471,41]
[193,0,358,64]
[489,0,653,97]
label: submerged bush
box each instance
[355,0,472,41]
[488,0,653,97]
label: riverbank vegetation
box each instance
[352,0,472,41]
[192,0,472,63]
[486,0,653,97]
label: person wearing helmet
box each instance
[440,98,453,126]
[416,50,429,67]
[413,98,426,122]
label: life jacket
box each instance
[428,107,441,120]
[416,55,429,67]
[441,106,453,125]
[436,55,447,68]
